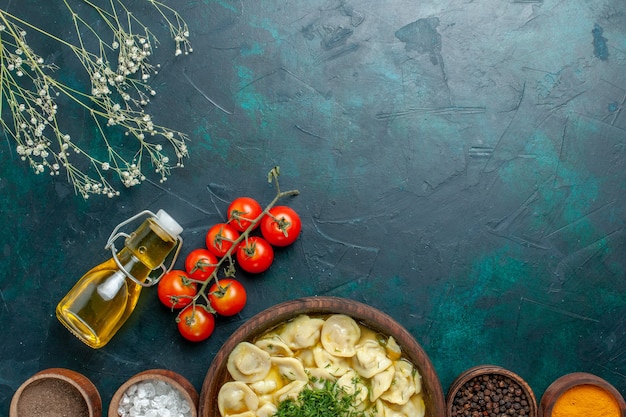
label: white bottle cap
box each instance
[154,209,183,237]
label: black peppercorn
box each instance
[450,373,531,417]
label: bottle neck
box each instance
[116,247,151,283]
[96,249,151,301]
[124,218,178,270]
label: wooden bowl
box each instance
[539,372,626,417]
[446,365,538,417]
[109,369,199,417]
[9,367,102,417]
[199,296,445,417]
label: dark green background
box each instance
[1,0,625,415]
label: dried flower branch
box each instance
[0,0,192,198]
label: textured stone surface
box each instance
[1,0,625,414]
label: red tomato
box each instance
[177,305,215,342]
[260,206,302,247]
[157,270,197,309]
[208,278,247,316]
[236,236,274,274]
[206,223,240,258]
[227,197,263,232]
[184,248,218,281]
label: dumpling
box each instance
[313,345,351,377]
[295,348,316,368]
[351,339,393,378]
[227,341,272,383]
[374,393,425,417]
[255,335,294,357]
[370,364,395,402]
[256,402,278,417]
[380,360,421,405]
[271,356,308,381]
[401,394,426,417]
[384,336,402,361]
[249,378,278,395]
[279,314,325,350]
[307,367,337,390]
[336,370,368,406]
[274,380,307,403]
[320,314,361,357]
[217,381,259,416]
[249,367,288,397]
[375,399,404,417]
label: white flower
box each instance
[2,2,192,199]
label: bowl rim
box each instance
[9,367,102,417]
[538,372,626,417]
[108,369,199,417]
[199,295,445,417]
[446,364,538,417]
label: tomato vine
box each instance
[163,166,300,341]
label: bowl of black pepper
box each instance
[447,365,538,417]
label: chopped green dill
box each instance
[273,379,373,417]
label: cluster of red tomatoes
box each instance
[156,197,302,342]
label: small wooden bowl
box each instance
[199,296,445,417]
[539,372,626,417]
[446,365,538,417]
[10,367,102,417]
[109,369,199,417]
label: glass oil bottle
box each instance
[56,209,183,348]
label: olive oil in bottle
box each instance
[56,210,183,348]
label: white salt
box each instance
[117,379,193,417]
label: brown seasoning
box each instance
[16,378,89,417]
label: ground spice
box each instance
[552,384,621,417]
[16,378,89,417]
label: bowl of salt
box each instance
[108,369,199,417]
